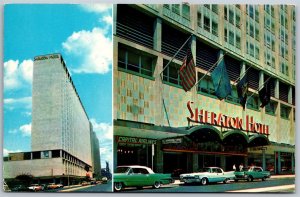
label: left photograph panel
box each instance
[3,4,113,192]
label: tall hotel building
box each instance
[4,54,101,183]
[113,4,295,175]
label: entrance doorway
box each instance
[198,154,221,169]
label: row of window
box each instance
[118,45,294,117]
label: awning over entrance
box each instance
[248,134,270,147]
[114,120,187,140]
[186,125,222,143]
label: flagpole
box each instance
[246,76,272,102]
[159,34,192,77]
[192,51,228,89]
[233,65,252,84]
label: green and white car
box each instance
[180,167,235,185]
[113,165,173,191]
[234,166,271,182]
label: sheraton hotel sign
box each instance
[187,101,270,135]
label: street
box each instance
[44,181,112,193]
[117,177,295,193]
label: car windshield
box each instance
[198,168,211,172]
[116,167,130,173]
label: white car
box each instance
[180,167,235,185]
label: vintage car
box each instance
[234,166,271,182]
[180,167,235,185]
[47,183,63,189]
[114,165,173,191]
[28,184,43,192]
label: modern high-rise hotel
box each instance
[113,4,295,175]
[4,54,101,184]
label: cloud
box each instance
[80,4,112,13]
[4,59,33,90]
[101,15,112,25]
[3,148,23,156]
[8,123,32,137]
[4,97,32,111]
[20,123,32,136]
[90,119,112,140]
[62,27,112,74]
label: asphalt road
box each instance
[73,182,112,192]
[117,177,295,193]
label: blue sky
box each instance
[3,4,113,171]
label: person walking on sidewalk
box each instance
[233,164,236,171]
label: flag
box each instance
[237,75,248,110]
[211,58,232,100]
[259,80,271,108]
[179,42,196,92]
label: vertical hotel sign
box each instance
[187,101,270,135]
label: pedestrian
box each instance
[233,164,236,171]
[239,163,243,171]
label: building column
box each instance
[275,79,279,99]
[262,148,266,170]
[277,151,281,174]
[113,137,118,170]
[155,140,164,173]
[220,155,226,170]
[288,85,292,104]
[113,4,117,35]
[244,157,248,167]
[153,18,162,51]
[291,153,295,173]
[193,154,199,172]
[240,62,246,77]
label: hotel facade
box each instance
[4,54,101,184]
[113,4,295,175]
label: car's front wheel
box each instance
[223,178,230,184]
[200,178,208,185]
[153,181,161,189]
[114,182,123,191]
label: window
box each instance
[41,151,50,158]
[236,14,241,28]
[172,4,180,15]
[197,12,202,27]
[212,21,218,36]
[163,60,181,87]
[236,35,241,49]
[182,4,190,20]
[281,105,290,119]
[118,46,154,77]
[226,87,239,103]
[224,28,228,42]
[204,16,210,31]
[198,73,215,96]
[212,5,218,14]
[255,28,260,41]
[265,101,276,115]
[229,10,234,24]
[224,6,228,20]
[247,96,259,110]
[255,47,260,60]
[229,31,234,45]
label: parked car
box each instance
[101,177,108,184]
[234,166,271,182]
[81,181,90,186]
[114,165,173,191]
[11,184,29,192]
[28,184,42,192]
[47,183,63,189]
[180,167,235,185]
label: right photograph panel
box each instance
[113,4,296,193]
